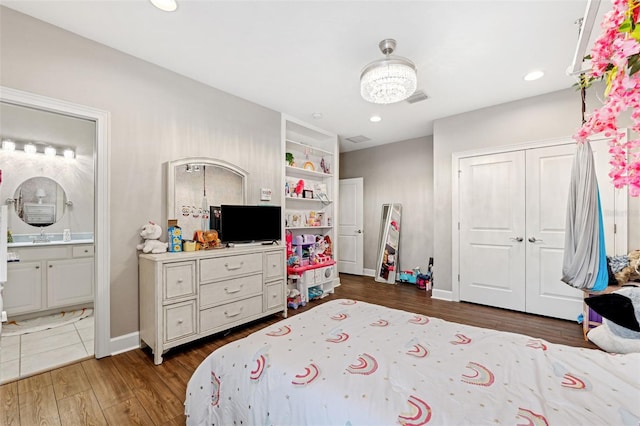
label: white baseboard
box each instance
[431,289,453,301]
[110,331,140,356]
[363,268,375,277]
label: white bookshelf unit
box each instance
[282,114,340,303]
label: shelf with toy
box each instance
[285,166,332,180]
[286,139,334,157]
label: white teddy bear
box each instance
[136,222,168,254]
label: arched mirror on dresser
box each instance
[167,157,248,241]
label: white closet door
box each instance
[525,144,583,321]
[459,151,526,311]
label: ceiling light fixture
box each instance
[369,115,382,123]
[149,0,177,12]
[524,70,545,81]
[360,39,417,105]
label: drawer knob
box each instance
[49,265,53,268]
[36,265,40,269]
[177,319,184,324]
[177,278,183,283]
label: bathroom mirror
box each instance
[167,157,248,240]
[13,176,68,227]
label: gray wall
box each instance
[1,7,281,337]
[433,88,639,294]
[340,136,433,274]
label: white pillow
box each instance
[587,319,640,354]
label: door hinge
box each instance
[457,274,460,282]
[458,222,460,230]
[614,224,617,234]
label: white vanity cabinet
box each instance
[5,243,94,316]
[4,261,43,315]
[139,244,286,365]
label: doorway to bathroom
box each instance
[0,87,110,383]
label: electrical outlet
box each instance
[261,188,272,201]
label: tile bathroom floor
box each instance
[0,315,94,384]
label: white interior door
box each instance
[338,178,364,275]
[525,144,583,320]
[459,152,526,311]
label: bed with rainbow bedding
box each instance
[184,299,640,425]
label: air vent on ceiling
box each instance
[345,135,371,144]
[405,90,429,104]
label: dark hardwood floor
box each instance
[0,274,595,425]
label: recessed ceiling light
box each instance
[312,112,323,119]
[369,115,382,123]
[524,70,544,81]
[149,0,177,12]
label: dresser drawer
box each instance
[264,280,284,311]
[200,295,262,333]
[200,253,262,282]
[200,274,262,308]
[264,251,284,281]
[164,300,196,342]
[164,261,196,301]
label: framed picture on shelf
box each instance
[303,189,314,199]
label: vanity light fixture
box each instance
[1,139,15,151]
[44,146,57,157]
[23,143,37,154]
[63,148,75,159]
[149,0,177,12]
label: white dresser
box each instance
[139,244,286,364]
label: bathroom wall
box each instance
[0,102,95,237]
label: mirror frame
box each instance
[166,157,248,225]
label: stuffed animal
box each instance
[136,221,168,253]
[614,250,640,285]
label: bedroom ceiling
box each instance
[1,0,606,152]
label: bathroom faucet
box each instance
[34,228,51,243]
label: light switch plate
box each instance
[261,188,272,201]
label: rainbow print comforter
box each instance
[184,299,640,425]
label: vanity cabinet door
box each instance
[5,261,43,315]
[47,258,94,308]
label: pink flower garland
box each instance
[575,0,640,196]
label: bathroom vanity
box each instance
[5,237,94,317]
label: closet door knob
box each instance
[528,237,542,243]
[510,237,523,242]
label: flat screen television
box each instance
[217,205,281,244]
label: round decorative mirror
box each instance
[13,177,68,227]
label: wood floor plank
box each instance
[111,351,184,424]
[102,397,154,426]
[51,363,91,400]
[18,384,61,426]
[0,382,20,426]
[161,414,186,425]
[57,389,107,426]
[17,371,52,394]
[80,358,134,410]
[132,350,192,401]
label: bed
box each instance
[185,299,640,425]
